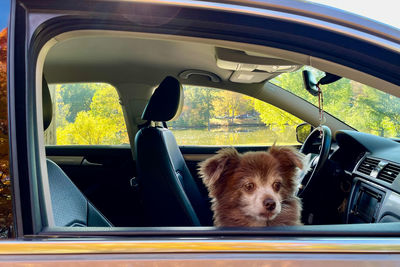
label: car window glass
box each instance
[44,83,129,145]
[169,86,304,146]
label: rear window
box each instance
[44,83,129,145]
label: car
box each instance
[2,0,400,264]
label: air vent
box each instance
[357,157,380,176]
[377,163,400,183]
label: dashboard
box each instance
[332,130,400,224]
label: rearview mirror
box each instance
[302,70,319,96]
[296,123,313,143]
[302,70,342,97]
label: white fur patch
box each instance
[240,176,282,224]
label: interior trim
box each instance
[35,36,56,228]
[183,154,214,161]
[45,30,400,97]
[46,156,84,166]
[1,238,400,254]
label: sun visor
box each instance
[216,47,301,83]
[229,71,278,84]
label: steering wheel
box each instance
[297,125,332,197]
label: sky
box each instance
[0,0,399,30]
[308,0,400,29]
[0,0,9,30]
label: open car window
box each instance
[37,35,400,233]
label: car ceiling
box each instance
[44,35,234,86]
[40,30,395,135]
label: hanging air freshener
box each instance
[316,83,325,137]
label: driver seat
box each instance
[134,76,213,226]
[42,76,112,227]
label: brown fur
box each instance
[199,146,304,227]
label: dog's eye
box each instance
[273,182,281,192]
[244,182,255,192]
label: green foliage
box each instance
[171,86,257,128]
[55,84,128,145]
[58,83,97,122]
[350,85,400,137]
[253,100,302,132]
[272,67,400,138]
[0,27,12,238]
[212,90,254,123]
[172,86,218,128]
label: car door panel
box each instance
[45,145,142,227]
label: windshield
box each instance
[271,67,400,138]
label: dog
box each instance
[199,146,305,227]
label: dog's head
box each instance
[199,146,303,224]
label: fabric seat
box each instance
[42,76,112,227]
[135,76,213,226]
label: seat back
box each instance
[47,159,112,227]
[135,76,212,226]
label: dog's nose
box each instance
[263,198,276,211]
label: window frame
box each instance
[8,0,400,240]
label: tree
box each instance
[253,100,302,131]
[0,27,12,238]
[351,85,400,137]
[172,86,218,129]
[268,68,353,127]
[59,83,97,122]
[54,84,69,129]
[56,83,129,145]
[269,67,400,138]
[57,111,122,145]
[254,69,306,131]
[212,90,254,124]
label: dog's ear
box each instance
[268,146,304,174]
[198,148,240,188]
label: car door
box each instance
[7,0,400,264]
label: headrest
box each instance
[141,76,183,122]
[42,75,53,131]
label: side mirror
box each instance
[296,123,313,143]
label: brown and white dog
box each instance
[199,146,304,227]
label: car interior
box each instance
[38,29,400,230]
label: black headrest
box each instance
[42,75,52,131]
[141,76,183,122]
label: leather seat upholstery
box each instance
[135,76,213,226]
[42,76,112,227]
